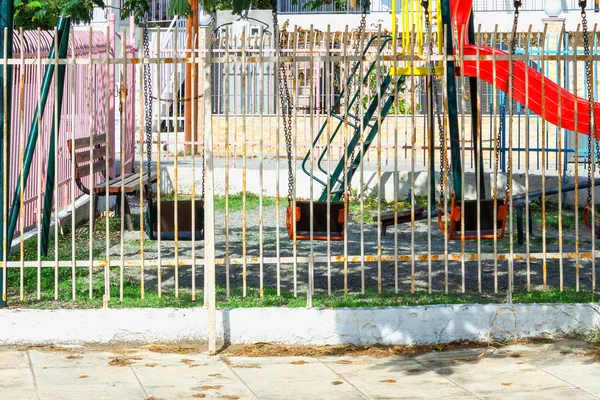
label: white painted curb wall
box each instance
[0,304,598,346]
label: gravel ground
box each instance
[116,197,598,295]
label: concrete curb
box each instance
[0,303,598,346]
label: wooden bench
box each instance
[67,134,157,231]
[373,190,425,236]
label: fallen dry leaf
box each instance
[219,396,240,400]
[501,382,513,387]
[65,355,83,360]
[108,356,143,367]
[181,359,195,365]
[291,360,308,365]
[201,385,223,390]
[78,375,87,379]
[208,373,221,377]
[145,363,158,368]
[331,381,343,385]
[380,379,397,383]
[144,397,164,400]
[516,362,524,365]
[192,395,206,399]
[189,364,205,368]
[407,369,421,373]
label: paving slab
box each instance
[324,357,476,399]
[0,340,599,399]
[0,367,34,389]
[0,349,30,369]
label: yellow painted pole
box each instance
[392,0,397,51]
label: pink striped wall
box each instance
[9,27,136,232]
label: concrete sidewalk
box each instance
[1,340,599,400]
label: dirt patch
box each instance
[231,364,260,369]
[221,341,488,358]
[19,345,74,352]
[108,356,143,367]
[336,359,370,365]
[142,344,203,354]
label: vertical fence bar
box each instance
[0,25,9,306]
[242,27,248,298]
[525,26,532,291]
[557,26,565,291]
[70,28,76,300]
[573,27,580,293]
[156,28,162,298]
[224,29,231,298]
[541,26,548,290]
[17,29,25,301]
[203,23,217,355]
[258,27,265,297]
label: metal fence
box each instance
[1,21,600,328]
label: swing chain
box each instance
[422,0,446,206]
[272,5,294,207]
[581,1,596,206]
[497,0,520,198]
[143,21,153,206]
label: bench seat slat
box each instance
[92,171,158,194]
[78,160,106,178]
[69,134,107,151]
[74,147,108,164]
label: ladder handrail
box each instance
[300,35,393,189]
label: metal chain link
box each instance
[143,22,154,206]
[581,1,597,205]
[498,1,521,197]
[272,7,294,206]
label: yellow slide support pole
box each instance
[392,0,397,50]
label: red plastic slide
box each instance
[451,0,600,137]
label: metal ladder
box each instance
[301,35,406,202]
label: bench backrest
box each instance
[66,134,111,194]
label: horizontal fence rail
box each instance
[0,18,599,312]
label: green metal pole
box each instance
[0,0,14,308]
[428,76,436,212]
[5,17,70,257]
[468,10,485,200]
[41,17,71,256]
[440,0,462,200]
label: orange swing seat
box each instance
[584,204,600,239]
[438,193,508,240]
[286,201,345,241]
